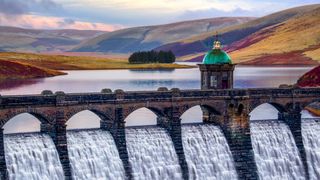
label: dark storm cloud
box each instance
[0,0,62,15]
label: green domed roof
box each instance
[203,49,232,64]
[202,40,232,64]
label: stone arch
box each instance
[249,103,285,120]
[65,107,112,130]
[249,101,287,115]
[0,109,54,128]
[123,105,164,120]
[300,98,320,118]
[179,104,222,124]
[179,104,222,118]
[237,104,245,115]
[301,98,320,110]
[124,107,164,127]
[65,107,111,123]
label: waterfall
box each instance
[302,118,320,180]
[67,129,125,179]
[182,124,238,180]
[251,121,306,180]
[4,133,64,180]
[126,127,183,180]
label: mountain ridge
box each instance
[72,17,254,53]
[0,26,106,52]
[155,4,320,65]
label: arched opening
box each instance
[250,103,306,179]
[180,105,221,124]
[181,106,203,124]
[125,108,158,127]
[250,103,282,121]
[3,113,42,134]
[237,104,244,115]
[3,113,64,179]
[66,110,102,130]
[302,101,320,118]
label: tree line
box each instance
[128,50,176,64]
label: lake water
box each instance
[0,65,316,133]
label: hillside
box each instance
[0,60,65,80]
[297,65,320,87]
[0,26,105,52]
[72,17,254,53]
[155,4,320,65]
[0,52,193,71]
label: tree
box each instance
[128,50,176,64]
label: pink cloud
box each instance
[0,13,124,31]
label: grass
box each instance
[305,107,320,117]
[0,52,195,80]
[0,52,194,70]
[0,60,66,80]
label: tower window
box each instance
[210,75,217,88]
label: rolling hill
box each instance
[155,4,320,65]
[0,60,65,80]
[72,17,254,53]
[0,26,105,52]
[297,65,320,87]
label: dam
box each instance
[0,87,320,179]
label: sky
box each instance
[0,0,318,31]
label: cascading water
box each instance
[4,133,64,180]
[182,124,238,180]
[302,118,320,180]
[126,127,183,180]
[251,121,306,180]
[67,129,125,179]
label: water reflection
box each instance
[0,66,313,95]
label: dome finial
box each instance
[213,31,221,49]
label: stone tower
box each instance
[198,36,235,90]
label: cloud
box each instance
[0,13,124,31]
[178,7,263,20]
[0,0,62,16]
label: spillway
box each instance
[251,121,306,180]
[67,129,125,179]
[4,133,64,180]
[302,118,320,180]
[126,127,183,180]
[182,124,238,180]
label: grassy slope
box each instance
[0,60,65,80]
[297,65,320,87]
[0,26,105,52]
[157,4,320,65]
[229,7,320,64]
[0,52,193,71]
[73,17,254,53]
